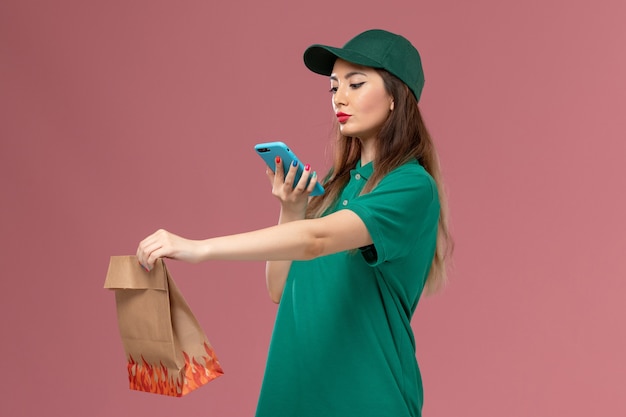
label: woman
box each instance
[138,29,452,417]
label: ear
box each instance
[390,100,394,111]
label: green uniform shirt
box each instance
[256,160,440,417]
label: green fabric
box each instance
[303,29,425,101]
[255,160,440,417]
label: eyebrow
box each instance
[329,71,368,81]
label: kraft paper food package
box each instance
[104,256,223,397]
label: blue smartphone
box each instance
[255,141,325,196]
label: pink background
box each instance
[1,0,625,416]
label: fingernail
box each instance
[292,160,298,167]
[275,156,281,164]
[312,171,317,177]
[304,163,310,171]
[139,261,149,272]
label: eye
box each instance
[350,82,365,89]
[329,86,338,94]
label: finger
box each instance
[294,163,312,193]
[136,245,146,269]
[283,159,299,189]
[136,229,166,270]
[306,170,318,193]
[273,156,284,183]
[265,167,275,185]
[146,245,169,270]
[138,240,162,271]
[137,235,154,269]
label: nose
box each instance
[332,83,348,108]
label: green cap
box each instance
[303,29,425,101]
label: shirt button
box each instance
[342,200,348,206]
[355,173,361,180]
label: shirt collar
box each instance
[353,160,374,180]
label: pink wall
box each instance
[1,1,625,416]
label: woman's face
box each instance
[330,59,394,142]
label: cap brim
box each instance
[304,44,383,76]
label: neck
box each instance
[359,138,376,165]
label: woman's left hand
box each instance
[136,229,202,271]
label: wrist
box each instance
[279,207,306,223]
[195,239,213,262]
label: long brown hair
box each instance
[306,69,453,294]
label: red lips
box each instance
[336,112,351,123]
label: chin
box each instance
[339,126,357,137]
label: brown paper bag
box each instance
[104,255,223,397]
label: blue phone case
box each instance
[255,141,325,196]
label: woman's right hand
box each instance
[266,156,318,219]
